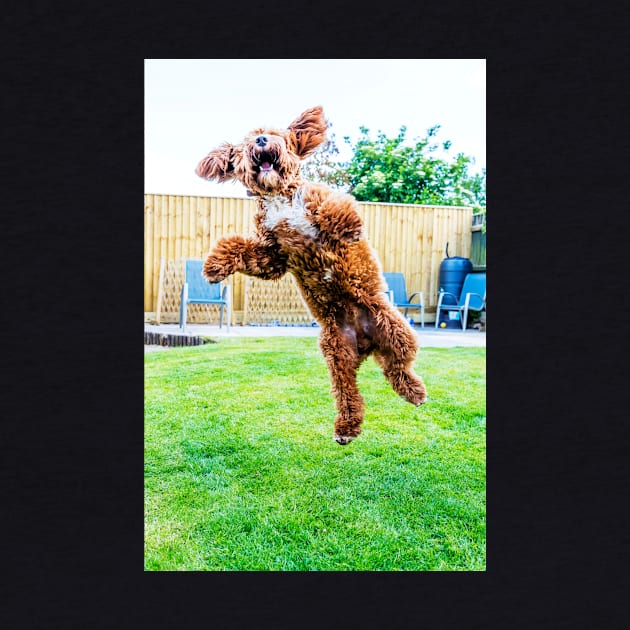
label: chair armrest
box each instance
[383,290,394,303]
[464,292,485,309]
[407,291,424,306]
[437,290,457,300]
[436,291,457,309]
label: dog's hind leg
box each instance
[373,311,427,406]
[319,324,365,445]
[375,351,427,406]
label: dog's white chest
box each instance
[262,192,318,238]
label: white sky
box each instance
[145,59,485,198]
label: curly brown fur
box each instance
[196,106,427,444]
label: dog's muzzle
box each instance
[253,146,278,173]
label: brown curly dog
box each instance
[195,106,427,444]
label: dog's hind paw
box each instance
[334,433,356,445]
[403,393,427,406]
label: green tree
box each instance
[300,129,351,190]
[338,125,485,208]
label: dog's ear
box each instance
[287,106,328,158]
[195,143,236,182]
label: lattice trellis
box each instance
[243,274,314,325]
[156,257,229,325]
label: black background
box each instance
[2,1,628,628]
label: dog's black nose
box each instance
[255,135,268,147]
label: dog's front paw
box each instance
[203,270,227,284]
[203,271,226,284]
[202,258,228,283]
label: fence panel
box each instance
[144,194,473,321]
[471,226,486,268]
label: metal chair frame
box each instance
[435,271,486,331]
[382,272,425,327]
[179,259,231,331]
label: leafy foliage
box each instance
[300,128,351,190]
[342,125,485,206]
[303,123,485,209]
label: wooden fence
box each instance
[471,225,486,268]
[144,194,473,323]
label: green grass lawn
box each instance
[144,337,485,571]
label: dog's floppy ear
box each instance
[195,143,236,182]
[287,106,328,158]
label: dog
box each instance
[195,106,427,444]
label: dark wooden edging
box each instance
[144,332,205,347]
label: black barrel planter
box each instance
[437,243,473,328]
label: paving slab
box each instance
[144,323,485,350]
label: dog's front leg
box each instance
[203,235,287,283]
[319,325,365,445]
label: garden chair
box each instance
[382,272,425,327]
[435,271,485,331]
[179,259,231,331]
